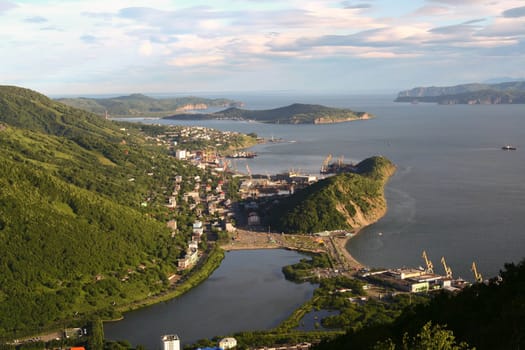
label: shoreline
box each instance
[220,228,366,272]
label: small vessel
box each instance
[502,145,517,151]
[226,151,257,159]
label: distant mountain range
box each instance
[395,81,525,104]
[165,103,371,124]
[56,93,243,117]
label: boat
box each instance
[226,151,257,159]
[502,145,517,151]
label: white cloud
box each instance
[1,0,524,94]
[168,54,224,67]
[139,41,153,56]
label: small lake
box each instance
[104,249,316,349]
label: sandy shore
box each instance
[221,228,366,272]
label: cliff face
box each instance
[396,81,525,104]
[313,113,370,124]
[397,81,525,98]
[175,103,209,112]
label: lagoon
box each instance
[104,249,315,349]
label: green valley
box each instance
[0,86,241,340]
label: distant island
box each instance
[56,93,243,117]
[165,103,371,124]
[395,81,525,104]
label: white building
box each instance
[219,337,237,349]
[162,334,180,350]
[193,220,204,236]
[175,149,187,160]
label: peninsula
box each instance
[267,156,395,233]
[165,103,371,124]
[395,81,525,104]
[56,93,243,117]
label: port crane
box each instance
[321,154,332,173]
[440,256,453,279]
[422,250,434,274]
[471,261,483,283]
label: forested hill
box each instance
[167,103,371,124]
[0,86,201,338]
[395,81,525,104]
[267,156,395,233]
[56,93,241,117]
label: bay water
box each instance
[109,94,525,347]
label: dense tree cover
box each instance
[56,93,241,117]
[168,103,369,124]
[0,86,217,339]
[268,156,395,233]
[314,259,525,350]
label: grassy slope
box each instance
[268,156,395,233]
[0,86,199,337]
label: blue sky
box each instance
[1,0,524,95]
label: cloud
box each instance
[341,2,372,10]
[0,0,16,14]
[24,16,48,23]
[502,6,525,18]
[426,0,481,4]
[139,41,153,56]
[168,54,224,67]
[80,35,98,44]
[412,5,451,16]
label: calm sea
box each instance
[139,93,525,280]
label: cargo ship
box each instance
[502,145,517,150]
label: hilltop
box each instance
[267,156,395,233]
[0,86,212,338]
[56,93,242,117]
[166,103,371,124]
[395,81,525,104]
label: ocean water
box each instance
[143,94,525,280]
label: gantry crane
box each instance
[422,250,434,274]
[440,256,453,279]
[471,261,483,283]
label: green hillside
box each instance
[167,103,371,124]
[56,93,241,117]
[267,156,395,233]
[0,86,205,338]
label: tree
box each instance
[373,322,473,350]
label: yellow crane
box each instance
[422,250,434,274]
[245,164,252,179]
[321,154,332,173]
[440,256,453,279]
[471,261,483,283]
[337,155,344,167]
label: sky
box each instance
[1,0,525,95]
